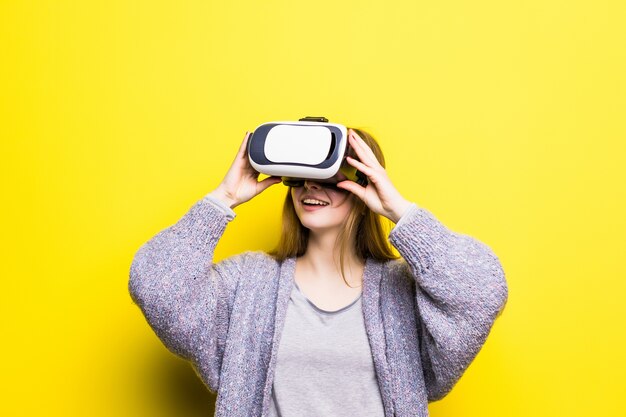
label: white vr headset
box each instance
[248,116,368,188]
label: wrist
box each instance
[208,187,237,209]
[389,199,412,223]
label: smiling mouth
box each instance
[302,198,329,206]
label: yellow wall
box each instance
[2,1,624,416]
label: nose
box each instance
[303,180,321,190]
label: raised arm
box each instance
[128,131,282,392]
[388,204,508,402]
[128,197,247,391]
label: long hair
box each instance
[267,127,399,287]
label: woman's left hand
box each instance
[336,129,413,223]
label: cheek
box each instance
[331,193,355,217]
[331,191,353,207]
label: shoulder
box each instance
[382,257,411,277]
[218,250,284,281]
[215,250,279,265]
[375,258,418,312]
[241,250,282,266]
[380,257,415,289]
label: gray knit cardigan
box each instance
[128,197,508,417]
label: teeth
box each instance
[303,199,329,206]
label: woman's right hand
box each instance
[208,132,282,209]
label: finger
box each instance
[348,130,383,169]
[349,131,381,168]
[345,155,376,178]
[348,134,377,168]
[257,175,282,192]
[336,180,366,200]
[236,131,251,160]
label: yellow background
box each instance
[2,1,624,416]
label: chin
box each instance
[297,213,344,231]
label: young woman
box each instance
[129,128,508,417]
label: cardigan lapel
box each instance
[361,258,396,417]
[260,256,296,417]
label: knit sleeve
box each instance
[388,204,508,402]
[128,196,247,393]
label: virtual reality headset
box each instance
[248,117,368,188]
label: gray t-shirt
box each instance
[267,281,385,417]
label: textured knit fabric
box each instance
[128,196,508,417]
[267,282,384,417]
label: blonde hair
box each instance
[268,128,399,287]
